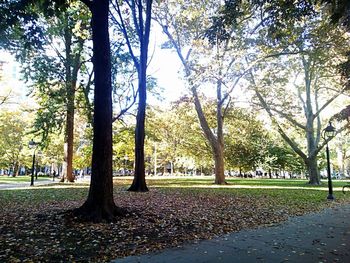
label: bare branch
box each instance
[0,91,12,105]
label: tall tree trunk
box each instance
[65,51,81,182]
[65,92,75,182]
[61,23,76,183]
[129,71,148,191]
[303,55,321,185]
[128,0,153,192]
[214,78,226,184]
[74,0,122,222]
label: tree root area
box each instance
[68,204,130,223]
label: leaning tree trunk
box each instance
[74,0,122,222]
[192,87,226,185]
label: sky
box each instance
[147,25,188,105]
[0,51,31,109]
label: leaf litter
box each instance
[0,186,346,262]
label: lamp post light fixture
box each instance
[28,139,37,186]
[322,122,336,200]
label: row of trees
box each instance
[0,0,349,221]
[0,101,307,178]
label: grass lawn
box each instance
[0,177,349,262]
[141,176,350,188]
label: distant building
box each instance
[0,52,32,109]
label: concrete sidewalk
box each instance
[114,204,350,263]
[0,179,57,190]
[0,176,90,190]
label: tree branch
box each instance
[270,108,306,130]
[250,71,307,160]
[111,1,140,69]
[313,85,347,120]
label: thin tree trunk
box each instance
[61,144,67,182]
[214,77,226,185]
[128,0,153,192]
[65,98,75,182]
[13,162,19,177]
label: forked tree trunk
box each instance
[192,88,226,185]
[74,0,122,222]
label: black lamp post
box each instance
[322,122,336,200]
[28,139,37,186]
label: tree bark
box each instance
[65,95,75,182]
[306,156,320,185]
[214,144,225,184]
[129,61,148,191]
[13,161,19,177]
[128,0,153,192]
[62,19,80,183]
[74,0,122,222]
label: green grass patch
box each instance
[1,177,349,210]
[130,177,350,188]
[0,185,88,205]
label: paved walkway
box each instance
[0,179,57,190]
[0,176,90,190]
[114,204,350,263]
